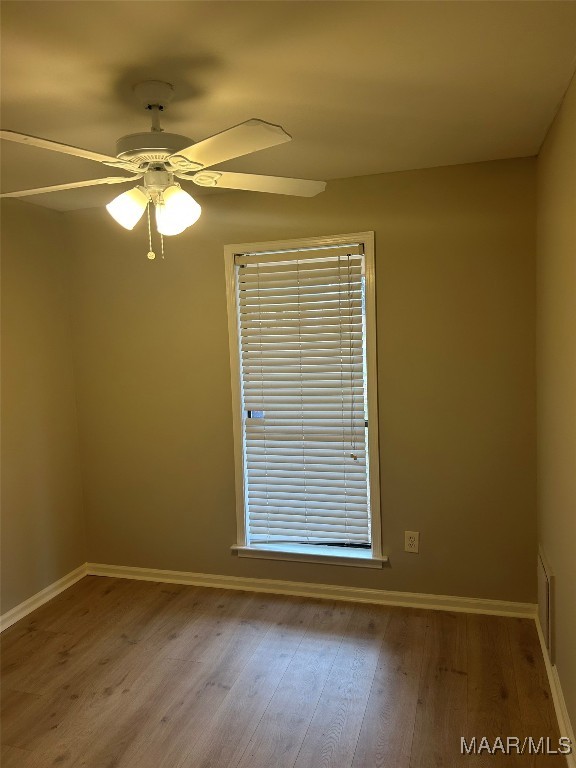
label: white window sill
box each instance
[231,543,388,569]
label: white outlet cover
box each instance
[405,530,419,553]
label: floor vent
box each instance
[537,546,554,663]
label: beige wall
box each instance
[65,157,537,603]
[537,74,576,729]
[1,199,86,613]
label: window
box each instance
[225,232,384,567]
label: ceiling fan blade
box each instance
[182,170,326,197]
[0,175,142,198]
[0,130,138,171]
[168,119,291,171]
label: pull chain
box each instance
[146,203,155,260]
[144,200,167,261]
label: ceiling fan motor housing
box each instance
[116,132,194,167]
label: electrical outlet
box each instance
[405,531,419,553]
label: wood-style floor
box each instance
[1,576,561,768]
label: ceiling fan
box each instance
[0,80,326,243]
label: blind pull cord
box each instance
[296,258,310,542]
[338,255,350,542]
[256,260,271,543]
[348,254,358,462]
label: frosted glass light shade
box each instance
[106,187,149,230]
[156,186,201,236]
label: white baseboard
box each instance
[0,563,88,632]
[535,617,576,768]
[0,561,537,635]
[86,562,536,618]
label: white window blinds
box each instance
[235,243,371,548]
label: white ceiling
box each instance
[2,1,576,211]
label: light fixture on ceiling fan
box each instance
[0,80,326,257]
[104,172,201,236]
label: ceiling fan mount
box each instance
[132,80,175,111]
[109,81,199,171]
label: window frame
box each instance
[224,231,385,568]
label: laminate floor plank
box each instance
[506,618,562,767]
[140,585,239,656]
[466,614,527,767]
[65,655,205,768]
[235,599,356,768]
[44,589,276,768]
[20,577,136,638]
[1,626,63,690]
[1,622,59,661]
[1,682,102,760]
[293,603,391,768]
[110,593,298,768]
[1,688,45,749]
[410,610,468,768]
[22,648,198,768]
[351,607,427,768]
[107,581,196,644]
[145,589,271,663]
[177,597,319,768]
[5,577,106,635]
[0,578,563,768]
[1,743,41,768]
[4,626,140,700]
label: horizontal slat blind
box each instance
[235,244,371,546]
